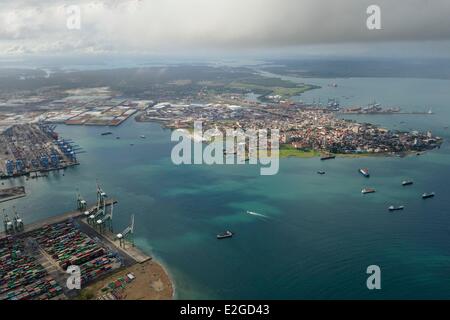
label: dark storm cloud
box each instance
[0,0,449,54]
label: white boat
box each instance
[389,205,405,211]
[217,231,233,239]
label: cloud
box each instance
[0,0,449,55]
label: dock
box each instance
[0,186,26,203]
[0,198,117,239]
[0,179,168,301]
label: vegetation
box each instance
[77,289,95,300]
[277,144,321,158]
[227,78,320,99]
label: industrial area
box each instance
[0,123,80,179]
[0,183,172,300]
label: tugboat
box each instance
[320,155,336,161]
[362,188,376,194]
[359,168,370,177]
[389,205,405,211]
[422,192,435,199]
[402,180,413,186]
[217,231,233,239]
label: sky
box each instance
[0,0,449,58]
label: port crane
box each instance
[12,206,24,232]
[3,209,13,234]
[76,191,87,211]
[87,182,108,225]
[96,182,107,207]
[96,201,114,233]
[88,197,106,226]
[117,214,134,247]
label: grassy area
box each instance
[277,144,321,158]
[277,145,389,159]
[227,81,319,98]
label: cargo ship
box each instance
[362,188,376,194]
[402,180,413,186]
[320,155,336,161]
[422,192,435,199]
[359,168,370,177]
[217,231,233,239]
[389,205,405,211]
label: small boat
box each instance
[402,180,413,186]
[389,205,405,211]
[359,168,370,177]
[317,171,326,175]
[362,188,376,194]
[101,132,113,136]
[217,231,233,239]
[320,155,336,161]
[116,137,121,140]
[422,192,435,199]
[140,135,146,139]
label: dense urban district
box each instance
[0,66,443,179]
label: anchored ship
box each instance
[359,168,370,177]
[422,192,435,199]
[320,155,336,161]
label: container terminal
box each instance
[0,123,81,179]
[0,183,171,300]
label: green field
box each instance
[277,144,321,158]
[227,78,320,99]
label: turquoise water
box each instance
[1,76,450,299]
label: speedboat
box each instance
[362,188,376,194]
[389,205,405,211]
[217,231,233,239]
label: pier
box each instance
[0,199,117,239]
[0,181,173,300]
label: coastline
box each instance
[277,144,435,159]
[76,216,174,300]
[0,201,175,300]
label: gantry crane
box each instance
[87,182,108,225]
[3,209,13,234]
[96,201,114,233]
[76,191,87,212]
[12,206,23,232]
[116,214,134,247]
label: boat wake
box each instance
[246,211,270,219]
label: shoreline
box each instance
[133,119,442,160]
[278,148,432,159]
[0,200,174,300]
